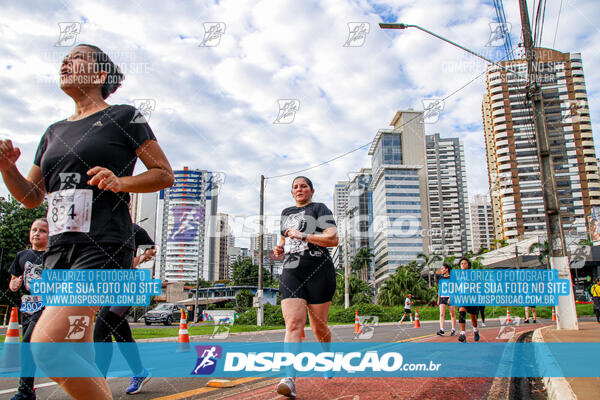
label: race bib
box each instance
[284,237,308,254]
[47,189,93,235]
[20,295,43,314]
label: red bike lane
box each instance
[218,323,549,400]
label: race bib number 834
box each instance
[47,189,93,235]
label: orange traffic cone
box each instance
[0,307,21,372]
[177,309,190,352]
[301,328,306,339]
[506,307,512,323]
[552,307,556,322]
[353,310,362,338]
[414,308,421,328]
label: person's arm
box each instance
[273,235,285,257]
[0,140,46,208]
[87,139,174,193]
[9,275,23,292]
[285,227,338,247]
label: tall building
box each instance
[470,194,495,252]
[250,233,278,264]
[425,133,471,257]
[345,169,373,282]
[130,192,158,240]
[156,167,222,282]
[483,48,600,243]
[332,181,349,270]
[368,110,430,287]
[214,213,230,281]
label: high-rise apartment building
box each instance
[345,169,373,282]
[425,134,471,257]
[469,194,495,252]
[483,48,600,243]
[369,110,430,287]
[332,181,349,270]
[156,167,222,282]
[214,213,230,281]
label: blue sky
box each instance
[1,0,599,240]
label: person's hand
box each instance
[284,229,303,240]
[9,276,23,292]
[139,248,156,263]
[0,140,21,171]
[273,245,284,257]
[87,167,122,192]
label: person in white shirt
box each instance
[399,294,413,324]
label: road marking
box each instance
[395,333,436,342]
[153,377,261,400]
[0,374,132,395]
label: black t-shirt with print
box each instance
[280,202,336,267]
[8,249,45,296]
[133,224,155,249]
[33,105,156,249]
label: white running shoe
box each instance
[277,377,297,397]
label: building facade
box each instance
[345,169,374,282]
[483,48,600,244]
[156,167,222,282]
[332,181,349,270]
[469,194,495,252]
[425,133,471,257]
[369,110,430,287]
[214,213,230,281]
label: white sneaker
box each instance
[277,377,296,397]
[481,322,486,327]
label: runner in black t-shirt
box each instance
[273,176,338,398]
[94,224,155,394]
[0,44,173,399]
[457,258,480,342]
[8,219,48,400]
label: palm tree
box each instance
[417,252,442,288]
[528,241,550,267]
[351,247,374,280]
[377,266,434,306]
[491,238,508,250]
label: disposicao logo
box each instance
[191,345,222,375]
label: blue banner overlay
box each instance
[0,342,596,378]
[30,269,162,306]
[438,269,571,306]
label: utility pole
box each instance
[256,175,265,326]
[518,0,577,329]
[344,212,350,309]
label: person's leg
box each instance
[111,312,144,376]
[524,307,530,322]
[470,311,480,341]
[479,306,486,324]
[439,304,446,331]
[449,306,457,332]
[281,298,307,343]
[409,311,413,322]
[31,305,111,400]
[93,306,114,377]
[17,314,39,397]
[532,307,537,322]
[307,302,332,343]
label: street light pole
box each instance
[257,175,265,326]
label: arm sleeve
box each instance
[33,131,49,167]
[125,106,157,152]
[316,204,336,230]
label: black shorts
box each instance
[44,243,134,270]
[439,297,450,305]
[404,308,412,314]
[459,306,479,315]
[279,258,336,304]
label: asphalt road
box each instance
[0,318,551,399]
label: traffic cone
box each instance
[353,310,362,338]
[552,307,556,322]
[301,328,306,340]
[506,307,512,323]
[0,307,21,372]
[414,308,421,328]
[177,309,191,352]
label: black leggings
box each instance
[93,306,143,376]
[18,310,43,395]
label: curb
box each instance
[486,325,526,400]
[531,327,577,400]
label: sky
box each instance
[1,0,600,243]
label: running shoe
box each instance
[126,369,151,395]
[533,319,537,323]
[277,377,297,397]
[524,319,530,323]
[10,392,36,400]
[474,331,480,342]
[436,330,445,336]
[458,333,466,342]
[450,330,456,336]
[481,322,486,327]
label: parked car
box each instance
[143,303,185,326]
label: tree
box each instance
[350,248,374,275]
[0,197,47,308]
[491,239,508,250]
[235,289,253,310]
[231,258,272,287]
[377,266,435,307]
[417,252,442,288]
[528,241,550,267]
[332,273,372,306]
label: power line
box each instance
[552,0,563,49]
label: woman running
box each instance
[8,219,48,400]
[0,43,173,400]
[436,263,456,336]
[457,258,480,342]
[273,176,338,398]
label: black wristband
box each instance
[302,233,308,241]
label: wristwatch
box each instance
[301,233,308,241]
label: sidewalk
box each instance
[533,321,600,400]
